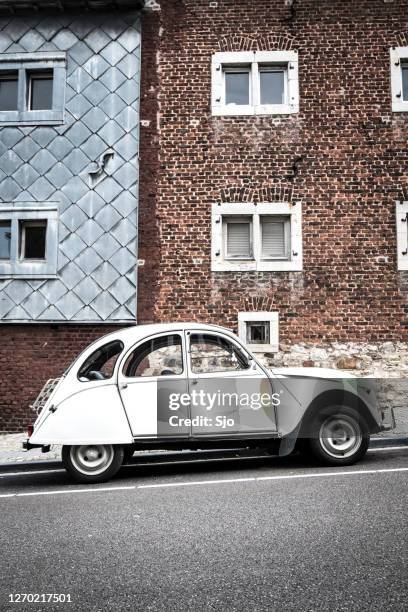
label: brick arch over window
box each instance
[220,184,297,204]
[242,297,276,312]
[395,33,408,47]
[217,33,295,53]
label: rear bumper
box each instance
[379,406,396,431]
[23,439,51,453]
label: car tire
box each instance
[62,444,124,484]
[305,406,370,466]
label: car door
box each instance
[118,332,190,438]
[186,330,277,437]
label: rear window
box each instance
[78,340,124,382]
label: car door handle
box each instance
[120,383,128,390]
[191,379,198,385]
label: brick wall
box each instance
[138,0,408,344]
[0,324,128,432]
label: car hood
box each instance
[268,367,356,380]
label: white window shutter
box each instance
[261,220,286,258]
[227,222,251,257]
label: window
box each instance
[212,50,299,116]
[78,341,124,382]
[0,221,11,259]
[396,200,408,270]
[124,334,183,377]
[0,203,58,278]
[224,216,252,259]
[189,333,249,373]
[0,72,18,111]
[28,70,53,110]
[20,221,47,260]
[212,202,302,271]
[0,52,66,125]
[238,312,279,352]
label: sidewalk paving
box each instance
[0,431,407,467]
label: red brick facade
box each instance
[138,0,408,343]
[0,325,128,432]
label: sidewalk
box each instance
[0,431,407,467]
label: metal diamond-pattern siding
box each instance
[0,12,140,322]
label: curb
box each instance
[0,437,407,473]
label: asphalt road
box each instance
[0,447,407,612]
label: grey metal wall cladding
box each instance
[0,12,140,322]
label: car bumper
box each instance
[379,406,396,431]
[23,439,51,452]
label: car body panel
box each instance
[27,322,388,448]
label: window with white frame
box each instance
[212,202,302,271]
[0,203,58,277]
[211,51,299,116]
[0,52,66,125]
[390,47,408,112]
[238,312,279,352]
[396,200,408,270]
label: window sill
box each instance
[212,104,299,117]
[212,260,302,272]
[246,343,278,353]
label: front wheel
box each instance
[305,407,370,466]
[62,445,124,483]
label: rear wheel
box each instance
[305,407,370,466]
[62,444,124,483]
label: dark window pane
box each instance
[0,73,18,111]
[246,322,270,344]
[78,340,124,381]
[402,65,408,102]
[190,333,249,373]
[225,71,249,105]
[29,71,53,110]
[260,70,285,105]
[21,222,47,259]
[0,221,11,259]
[124,335,183,377]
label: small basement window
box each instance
[246,321,270,345]
[238,312,279,353]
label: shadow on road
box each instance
[1,446,407,491]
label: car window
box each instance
[124,334,183,377]
[189,333,249,374]
[78,340,124,382]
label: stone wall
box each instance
[259,342,408,435]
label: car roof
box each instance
[96,322,236,348]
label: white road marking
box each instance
[138,466,408,489]
[367,446,408,452]
[0,466,408,499]
[0,485,136,499]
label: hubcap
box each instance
[319,415,362,458]
[70,445,114,476]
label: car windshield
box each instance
[78,340,124,381]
